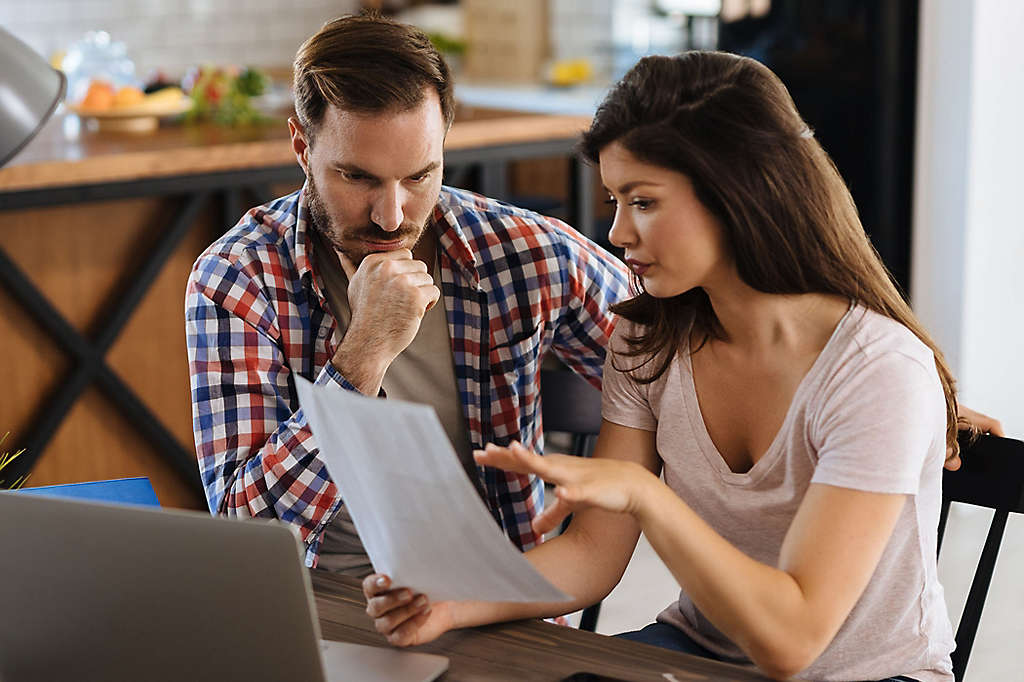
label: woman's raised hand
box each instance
[473,441,656,537]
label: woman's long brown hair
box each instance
[580,52,961,456]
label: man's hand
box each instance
[363,574,456,647]
[331,249,440,394]
[957,404,1004,437]
[947,404,1005,470]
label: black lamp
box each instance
[0,26,67,167]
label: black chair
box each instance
[937,433,1024,681]
[539,366,603,632]
[540,368,602,460]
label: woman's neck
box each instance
[700,277,849,358]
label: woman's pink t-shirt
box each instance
[602,305,955,682]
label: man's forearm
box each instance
[187,266,343,563]
[331,340,390,396]
[192,352,345,547]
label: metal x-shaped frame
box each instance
[0,167,304,493]
[0,139,594,493]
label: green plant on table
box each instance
[0,432,28,490]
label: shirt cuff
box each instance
[316,362,387,397]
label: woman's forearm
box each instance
[633,481,824,677]
[451,508,642,629]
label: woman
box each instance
[364,52,961,681]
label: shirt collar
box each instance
[293,184,328,308]
[433,187,482,290]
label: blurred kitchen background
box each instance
[0,0,922,290]
[2,0,716,85]
[1,2,1021,679]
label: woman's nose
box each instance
[607,209,634,249]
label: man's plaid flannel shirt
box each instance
[186,186,631,567]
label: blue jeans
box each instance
[614,623,918,681]
[615,622,724,660]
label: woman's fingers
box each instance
[375,594,431,638]
[366,587,416,619]
[474,441,568,481]
[363,573,392,598]
[948,405,1005,471]
[532,491,574,537]
[473,445,511,469]
[363,572,431,636]
[387,606,435,646]
[475,442,541,475]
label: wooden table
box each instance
[311,571,772,682]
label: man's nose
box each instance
[370,185,405,232]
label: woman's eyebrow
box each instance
[607,180,663,194]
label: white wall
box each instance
[959,0,1024,437]
[915,5,1024,680]
[912,0,1024,438]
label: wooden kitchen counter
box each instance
[0,110,592,193]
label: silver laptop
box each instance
[0,492,449,682]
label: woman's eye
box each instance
[603,195,618,206]
[628,198,653,210]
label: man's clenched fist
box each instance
[330,248,440,395]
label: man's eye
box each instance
[342,171,368,181]
[408,173,429,183]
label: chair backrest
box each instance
[539,367,602,458]
[539,367,603,632]
[937,433,1024,681]
[15,476,161,506]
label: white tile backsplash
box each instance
[0,0,359,83]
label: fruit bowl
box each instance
[70,97,191,132]
[69,93,192,132]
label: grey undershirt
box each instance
[309,230,478,575]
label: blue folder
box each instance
[15,477,161,507]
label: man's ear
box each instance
[288,116,311,176]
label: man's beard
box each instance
[305,175,429,264]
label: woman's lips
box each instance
[625,258,651,276]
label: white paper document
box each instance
[294,376,571,604]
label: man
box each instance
[185,14,631,571]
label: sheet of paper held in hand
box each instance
[294,376,571,604]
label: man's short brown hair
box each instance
[293,14,456,143]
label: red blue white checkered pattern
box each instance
[186,186,630,566]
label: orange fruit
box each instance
[81,80,115,111]
[113,86,145,108]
